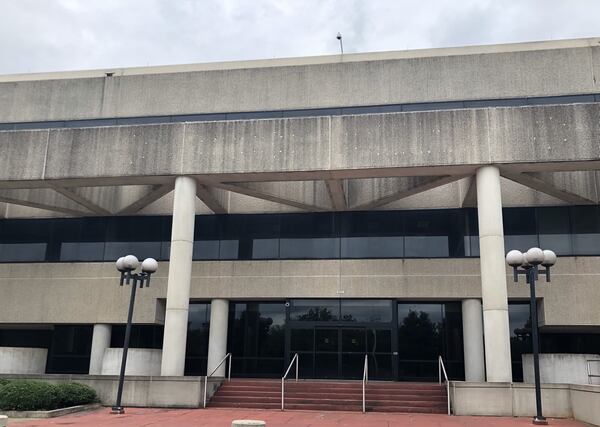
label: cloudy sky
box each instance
[0,0,598,75]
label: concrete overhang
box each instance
[0,103,598,188]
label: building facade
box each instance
[0,38,599,385]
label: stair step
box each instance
[209,380,449,414]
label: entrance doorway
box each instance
[289,326,393,380]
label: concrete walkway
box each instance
[7,407,592,427]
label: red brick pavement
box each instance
[8,407,591,427]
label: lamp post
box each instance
[506,247,557,426]
[110,255,158,415]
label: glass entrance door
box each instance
[290,326,370,379]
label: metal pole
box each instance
[112,274,139,414]
[528,268,547,425]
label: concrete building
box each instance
[0,37,599,392]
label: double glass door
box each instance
[290,327,392,380]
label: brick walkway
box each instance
[7,407,591,427]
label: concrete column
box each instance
[161,176,196,376]
[207,299,229,377]
[89,324,111,375]
[461,299,485,382]
[476,165,512,382]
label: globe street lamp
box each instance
[110,255,158,415]
[506,247,557,425]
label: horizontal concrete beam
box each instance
[0,104,598,187]
[1,40,598,122]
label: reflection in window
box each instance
[508,302,532,382]
[537,207,572,255]
[340,300,392,322]
[397,303,463,380]
[503,208,538,251]
[290,300,339,321]
[227,302,285,377]
[571,206,600,255]
[0,243,47,262]
[341,237,403,258]
[185,303,211,375]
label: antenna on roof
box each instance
[336,32,344,55]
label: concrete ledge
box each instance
[451,381,600,426]
[2,403,101,419]
[0,374,222,409]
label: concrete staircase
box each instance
[207,379,448,413]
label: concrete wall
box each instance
[0,374,220,408]
[101,349,162,376]
[523,353,600,385]
[0,347,47,374]
[0,38,598,123]
[0,257,599,327]
[571,384,600,426]
[451,381,600,424]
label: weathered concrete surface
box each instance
[0,104,598,187]
[522,353,600,385]
[101,348,162,376]
[0,258,598,327]
[571,384,600,426]
[451,381,600,425]
[0,38,598,122]
[0,347,47,374]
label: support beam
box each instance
[476,165,512,383]
[462,299,485,382]
[196,183,227,214]
[0,194,89,216]
[352,175,466,210]
[118,184,173,215]
[211,182,326,212]
[325,179,347,211]
[501,170,596,205]
[89,324,111,375]
[161,177,196,376]
[52,187,112,215]
[207,299,230,377]
[461,176,477,208]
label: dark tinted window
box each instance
[111,325,164,349]
[537,207,572,255]
[46,325,93,374]
[503,208,538,251]
[341,211,403,258]
[290,299,339,321]
[404,210,465,257]
[104,217,166,261]
[280,213,339,259]
[185,302,211,375]
[570,206,600,255]
[0,219,50,262]
[227,302,286,377]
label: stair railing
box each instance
[362,354,369,413]
[281,353,299,410]
[203,352,232,408]
[438,355,451,415]
[587,359,600,384]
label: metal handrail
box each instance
[362,354,369,413]
[438,355,451,415]
[203,353,232,408]
[587,359,600,384]
[281,353,299,410]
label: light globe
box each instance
[116,257,126,272]
[542,250,557,267]
[506,250,524,267]
[123,254,139,271]
[141,258,158,274]
[525,247,544,266]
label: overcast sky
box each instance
[0,0,599,75]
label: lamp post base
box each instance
[532,416,548,425]
[110,406,125,414]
